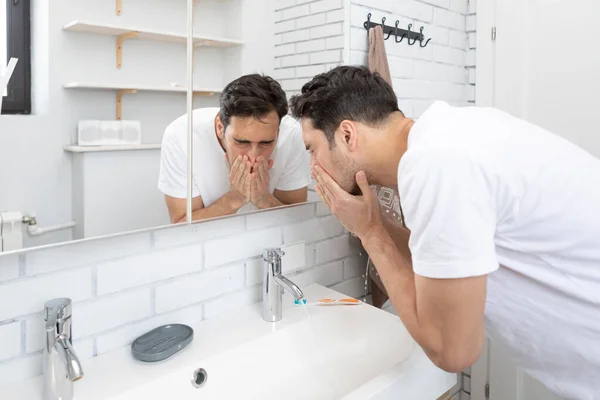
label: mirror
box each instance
[0,0,320,253]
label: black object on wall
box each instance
[363,13,432,48]
[2,0,31,115]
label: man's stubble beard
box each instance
[341,158,363,196]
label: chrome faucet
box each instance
[43,298,84,400]
[263,248,304,322]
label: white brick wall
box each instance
[316,235,359,264]
[0,323,21,362]
[74,289,153,338]
[24,233,151,276]
[96,242,204,295]
[287,260,345,288]
[0,202,365,387]
[155,263,246,314]
[350,0,474,117]
[204,228,282,267]
[297,13,327,29]
[0,255,20,282]
[343,255,367,280]
[274,0,346,97]
[0,268,93,321]
[310,49,342,64]
[283,215,344,244]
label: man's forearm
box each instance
[177,191,245,222]
[254,193,284,209]
[362,227,443,362]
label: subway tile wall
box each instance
[0,202,367,387]
[274,0,346,96]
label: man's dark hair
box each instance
[219,74,288,130]
[290,66,401,145]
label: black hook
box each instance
[363,12,372,30]
[380,17,393,40]
[407,24,418,45]
[394,20,405,43]
[419,26,431,47]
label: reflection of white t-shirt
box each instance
[158,108,310,212]
[398,101,600,399]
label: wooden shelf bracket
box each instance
[116,89,137,120]
[117,31,139,69]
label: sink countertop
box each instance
[0,284,455,399]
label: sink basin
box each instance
[111,303,414,399]
[0,284,455,400]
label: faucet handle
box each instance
[44,298,72,329]
[263,248,285,262]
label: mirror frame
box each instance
[186,0,194,224]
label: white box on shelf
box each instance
[77,120,142,146]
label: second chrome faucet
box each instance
[262,248,304,322]
[43,298,84,400]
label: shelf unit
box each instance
[64,82,222,120]
[64,20,243,68]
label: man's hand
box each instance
[313,165,384,241]
[228,155,252,207]
[250,156,274,207]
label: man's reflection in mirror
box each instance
[158,75,310,223]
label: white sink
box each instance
[0,284,455,399]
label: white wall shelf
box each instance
[64,82,221,120]
[63,20,243,68]
[64,144,162,153]
[64,82,222,94]
[116,0,207,16]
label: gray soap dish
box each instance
[131,324,194,363]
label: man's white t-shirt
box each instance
[158,108,310,212]
[398,101,600,399]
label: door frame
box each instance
[474,0,496,107]
[471,1,498,397]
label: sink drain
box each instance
[191,368,207,388]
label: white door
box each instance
[472,0,600,399]
[493,0,600,157]
[487,341,562,400]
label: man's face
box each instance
[302,118,362,195]
[219,111,279,169]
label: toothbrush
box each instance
[294,297,363,306]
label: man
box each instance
[290,66,600,399]
[159,74,310,223]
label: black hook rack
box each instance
[364,13,431,48]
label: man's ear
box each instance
[337,120,359,152]
[216,114,225,140]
